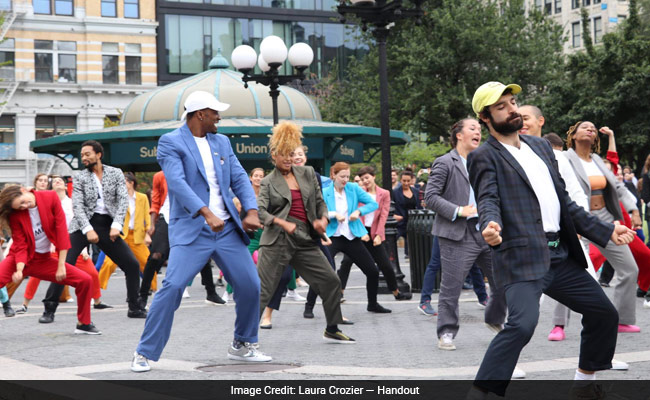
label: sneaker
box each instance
[286,290,306,301]
[127,309,147,319]
[323,329,356,344]
[618,324,641,333]
[205,293,226,305]
[216,278,225,287]
[15,305,27,314]
[367,303,391,313]
[74,322,101,335]
[477,299,487,309]
[65,298,75,303]
[462,281,473,290]
[93,302,113,309]
[438,333,456,350]
[511,367,526,379]
[548,326,566,341]
[131,352,151,372]
[3,302,16,317]
[611,359,629,370]
[340,294,346,303]
[485,323,504,334]
[394,291,412,300]
[303,306,314,319]
[227,341,272,362]
[222,292,230,304]
[644,299,650,309]
[296,278,309,287]
[182,288,190,299]
[418,301,437,316]
[636,288,647,298]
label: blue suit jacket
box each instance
[323,182,378,238]
[467,134,613,287]
[156,124,257,247]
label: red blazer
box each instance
[150,171,168,216]
[361,186,391,241]
[8,190,71,264]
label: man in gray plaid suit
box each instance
[466,82,636,398]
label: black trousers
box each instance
[45,214,141,309]
[329,236,379,306]
[339,241,397,292]
[475,241,618,396]
[305,240,336,307]
[139,217,215,297]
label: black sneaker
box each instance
[93,302,113,309]
[127,309,147,319]
[216,278,225,287]
[205,293,226,305]
[636,288,647,298]
[3,301,15,317]
[39,311,55,323]
[75,322,102,335]
[303,306,314,319]
[367,303,392,313]
[323,330,356,344]
[394,291,412,301]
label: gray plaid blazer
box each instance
[68,165,128,234]
[467,134,613,287]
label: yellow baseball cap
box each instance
[472,82,522,117]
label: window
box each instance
[125,43,141,84]
[101,0,116,17]
[594,0,601,3]
[35,116,77,140]
[583,0,590,5]
[534,0,542,11]
[593,16,603,43]
[0,39,15,81]
[33,0,73,15]
[0,115,15,144]
[102,56,119,84]
[34,40,76,82]
[572,0,580,9]
[572,22,581,48]
[544,0,552,14]
[124,0,138,18]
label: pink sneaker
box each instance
[618,324,641,333]
[548,326,565,341]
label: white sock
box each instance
[574,370,596,381]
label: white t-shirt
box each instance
[160,193,170,222]
[28,206,52,254]
[502,141,561,233]
[193,136,230,221]
[93,173,109,215]
[330,189,355,240]
[364,192,377,228]
[60,196,73,227]
[579,158,605,178]
[128,192,136,230]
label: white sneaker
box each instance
[66,298,75,303]
[227,342,272,362]
[182,288,190,299]
[438,333,456,350]
[222,292,230,304]
[286,290,306,301]
[643,299,650,309]
[611,359,629,370]
[295,278,309,287]
[131,352,151,372]
[511,367,526,379]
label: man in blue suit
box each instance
[131,91,270,372]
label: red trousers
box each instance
[590,235,650,291]
[0,252,92,324]
[24,254,101,300]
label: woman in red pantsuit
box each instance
[0,185,101,334]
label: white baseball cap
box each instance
[180,91,230,120]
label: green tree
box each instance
[541,0,650,173]
[313,0,565,142]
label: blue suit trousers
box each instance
[136,221,260,361]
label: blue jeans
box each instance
[420,236,441,303]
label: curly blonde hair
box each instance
[268,121,303,157]
[566,121,600,153]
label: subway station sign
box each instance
[110,137,363,165]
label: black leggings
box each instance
[339,241,397,292]
[330,236,379,306]
[45,214,141,309]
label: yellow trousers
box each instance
[98,231,155,291]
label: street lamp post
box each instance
[231,36,314,126]
[337,0,424,294]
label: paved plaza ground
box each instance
[1,247,649,392]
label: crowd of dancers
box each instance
[0,86,648,398]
